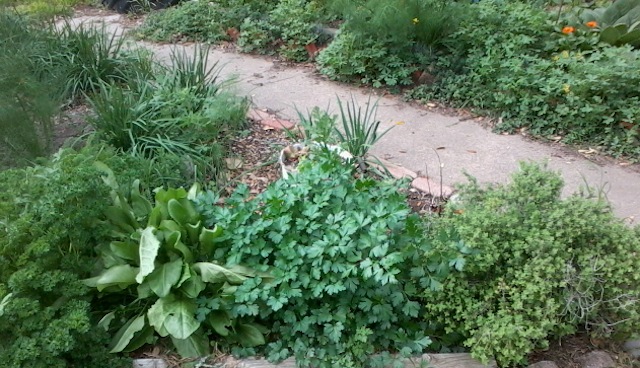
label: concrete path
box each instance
[73,13,640,222]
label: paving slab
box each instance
[71,14,640,221]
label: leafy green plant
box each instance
[237,17,277,54]
[335,96,390,167]
[0,147,152,368]
[0,11,58,168]
[423,162,640,366]
[317,31,417,87]
[135,0,227,43]
[409,0,640,159]
[268,0,319,61]
[196,149,453,368]
[88,46,249,183]
[295,106,339,143]
[84,174,268,358]
[135,0,271,43]
[580,0,640,47]
[50,22,155,102]
[329,0,468,52]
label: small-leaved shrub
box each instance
[423,162,640,366]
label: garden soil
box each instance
[69,8,640,223]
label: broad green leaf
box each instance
[138,281,152,299]
[170,330,209,358]
[110,241,139,263]
[130,179,153,219]
[193,262,248,285]
[147,296,200,339]
[98,311,115,331]
[168,198,192,225]
[186,221,201,245]
[178,271,206,299]
[617,28,640,44]
[96,243,126,268]
[159,219,182,233]
[105,206,137,234]
[600,26,623,44]
[162,228,193,262]
[109,315,146,353]
[146,259,184,298]
[207,310,231,336]
[136,227,161,284]
[199,225,223,255]
[83,264,138,291]
[187,183,201,200]
[148,206,164,228]
[235,323,266,347]
[123,324,155,353]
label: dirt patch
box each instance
[224,120,292,196]
[528,333,637,368]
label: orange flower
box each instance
[585,21,598,28]
[561,26,575,34]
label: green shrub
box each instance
[329,0,468,53]
[135,0,228,43]
[423,162,640,366]
[317,0,468,87]
[51,22,156,102]
[317,31,416,87]
[268,0,320,61]
[196,149,457,367]
[135,0,273,43]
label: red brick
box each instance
[261,118,296,130]
[246,108,272,122]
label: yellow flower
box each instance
[552,55,559,61]
[412,18,419,24]
[561,50,570,59]
[562,84,571,94]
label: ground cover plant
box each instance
[404,0,640,159]
[135,0,330,61]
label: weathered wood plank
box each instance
[225,353,497,368]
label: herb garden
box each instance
[1,0,640,367]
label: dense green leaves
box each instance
[197,149,449,367]
[86,177,266,357]
[424,162,640,365]
[0,147,136,368]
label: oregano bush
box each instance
[196,149,458,367]
[424,162,640,366]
